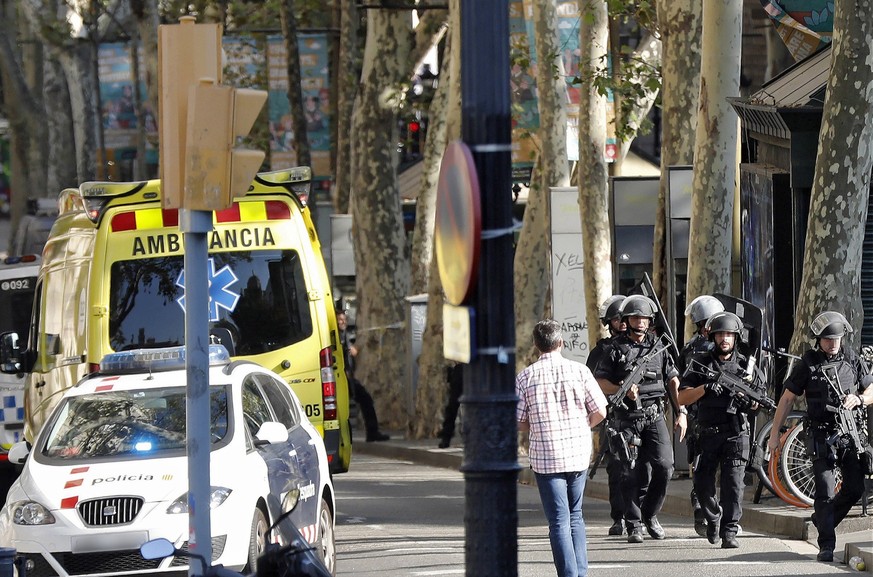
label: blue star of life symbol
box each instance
[176,258,241,322]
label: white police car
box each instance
[0,345,336,576]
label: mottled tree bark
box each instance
[349,9,412,429]
[333,0,359,213]
[410,43,451,295]
[616,32,662,166]
[513,0,571,370]
[44,57,76,194]
[0,1,48,242]
[789,0,873,353]
[412,0,462,440]
[280,0,312,171]
[652,0,701,333]
[577,0,612,347]
[684,0,741,339]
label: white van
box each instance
[0,255,40,467]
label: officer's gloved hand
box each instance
[734,394,754,411]
[704,382,724,396]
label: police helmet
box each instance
[809,311,853,339]
[705,311,743,341]
[684,295,725,325]
[620,295,657,320]
[599,295,626,325]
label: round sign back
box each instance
[435,141,481,306]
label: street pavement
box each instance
[356,431,873,573]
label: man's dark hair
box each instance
[533,319,562,353]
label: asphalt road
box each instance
[333,454,854,577]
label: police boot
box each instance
[721,533,739,549]
[706,520,718,545]
[608,520,624,536]
[693,509,707,537]
[643,516,666,540]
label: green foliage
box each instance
[575,0,661,143]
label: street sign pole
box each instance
[158,19,222,573]
[158,18,266,574]
[460,0,517,575]
[182,209,213,573]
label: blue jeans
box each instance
[534,471,589,577]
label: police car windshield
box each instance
[41,387,229,460]
[108,250,313,355]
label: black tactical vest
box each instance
[696,352,747,426]
[802,350,857,425]
[613,335,667,405]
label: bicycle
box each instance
[778,420,845,506]
[767,425,811,508]
[749,410,805,503]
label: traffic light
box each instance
[183,80,267,210]
[157,17,222,209]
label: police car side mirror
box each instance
[140,538,176,560]
[0,331,22,374]
[254,421,289,446]
[7,441,29,465]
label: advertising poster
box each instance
[518,1,616,165]
[761,0,834,61]
[267,34,331,177]
[509,1,539,169]
[98,43,157,159]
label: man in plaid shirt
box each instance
[517,319,608,577]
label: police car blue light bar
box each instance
[100,345,230,373]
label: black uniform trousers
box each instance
[810,431,867,552]
[618,410,674,530]
[693,429,749,538]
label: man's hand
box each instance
[704,381,724,396]
[349,344,358,357]
[674,412,687,442]
[626,383,639,401]
[734,393,753,411]
[842,394,863,409]
[767,434,780,454]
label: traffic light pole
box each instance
[460,1,518,576]
[182,208,214,571]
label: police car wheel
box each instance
[318,498,336,574]
[247,507,269,572]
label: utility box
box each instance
[330,214,355,277]
[405,294,428,417]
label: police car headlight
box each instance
[167,487,232,514]
[11,501,56,525]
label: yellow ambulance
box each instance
[0,167,352,473]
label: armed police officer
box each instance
[594,295,687,543]
[768,312,873,562]
[587,295,626,536]
[679,312,761,549]
[680,296,725,372]
[679,295,725,536]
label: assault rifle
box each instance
[687,359,776,414]
[609,336,672,410]
[631,273,680,361]
[821,365,867,457]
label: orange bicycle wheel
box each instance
[780,422,842,506]
[768,428,811,508]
